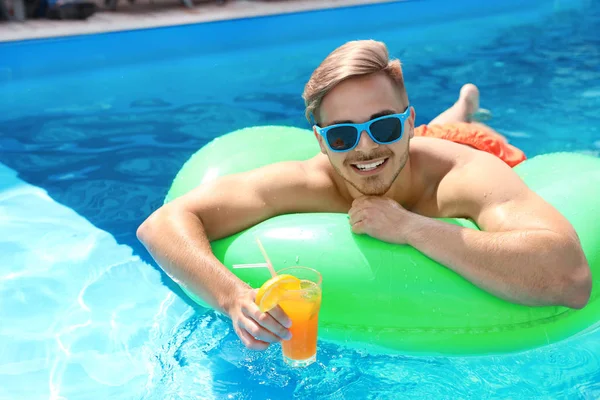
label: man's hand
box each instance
[227,288,293,351]
[348,196,410,244]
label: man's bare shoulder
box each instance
[170,154,347,240]
[214,153,347,214]
[296,154,350,211]
[301,153,340,185]
[410,136,476,172]
[409,136,502,217]
[409,137,471,193]
[414,136,531,222]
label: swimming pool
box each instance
[1,0,599,398]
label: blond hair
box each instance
[302,40,409,124]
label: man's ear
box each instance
[313,127,328,154]
[408,106,416,139]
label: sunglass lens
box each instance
[326,126,358,151]
[371,117,402,143]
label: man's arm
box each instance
[137,160,334,349]
[407,151,591,308]
[349,151,591,308]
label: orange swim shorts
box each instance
[414,122,527,167]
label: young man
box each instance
[138,40,591,351]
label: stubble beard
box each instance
[335,147,409,197]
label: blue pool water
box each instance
[1,0,600,398]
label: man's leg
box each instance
[429,83,482,125]
[426,83,506,142]
[415,84,525,166]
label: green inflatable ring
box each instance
[165,125,600,356]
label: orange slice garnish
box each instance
[255,274,301,312]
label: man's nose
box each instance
[355,130,378,152]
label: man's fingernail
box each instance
[284,332,292,340]
[284,320,292,328]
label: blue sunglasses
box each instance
[314,107,411,152]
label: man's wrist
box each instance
[219,280,251,316]
[400,211,427,247]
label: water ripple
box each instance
[137,307,600,400]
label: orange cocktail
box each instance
[254,266,322,367]
[276,267,322,367]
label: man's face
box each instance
[315,72,415,196]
